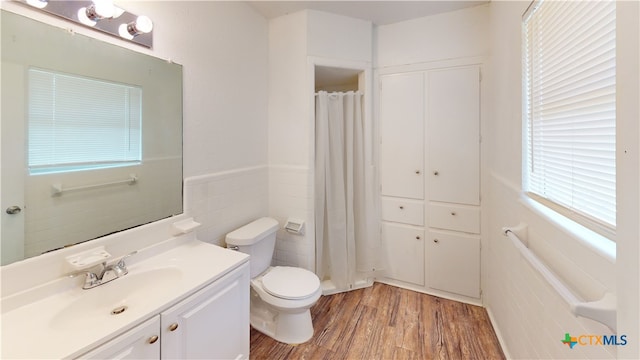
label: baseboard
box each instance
[485,306,512,359]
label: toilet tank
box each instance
[225,217,279,278]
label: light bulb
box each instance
[93,0,115,18]
[77,7,97,26]
[26,0,48,9]
[134,16,153,34]
[119,15,153,39]
[77,0,115,27]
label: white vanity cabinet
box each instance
[77,262,250,360]
[378,64,481,302]
[161,262,250,359]
[79,317,161,359]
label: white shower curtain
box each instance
[315,91,381,292]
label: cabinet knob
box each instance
[416,236,421,240]
[433,171,439,176]
[399,206,404,210]
[169,323,179,332]
[451,212,456,216]
[434,239,439,243]
[5,206,21,215]
[415,170,421,175]
[148,335,159,344]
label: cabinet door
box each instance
[77,316,160,360]
[427,230,480,298]
[379,72,424,199]
[382,222,424,286]
[427,66,480,205]
[161,263,250,360]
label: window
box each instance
[523,1,616,237]
[28,68,142,174]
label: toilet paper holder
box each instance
[284,218,305,235]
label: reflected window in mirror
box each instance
[28,68,142,175]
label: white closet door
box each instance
[427,66,480,205]
[427,229,480,298]
[379,73,424,200]
[382,222,425,286]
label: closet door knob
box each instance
[433,239,439,243]
[416,236,421,240]
[433,171,439,176]
[415,170,421,175]
[399,206,404,210]
[6,206,21,215]
[148,335,159,344]
[451,212,456,216]
[169,323,179,331]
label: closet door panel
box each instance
[382,222,425,286]
[379,73,424,200]
[427,229,480,298]
[427,66,480,205]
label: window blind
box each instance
[28,68,142,174]
[523,0,616,232]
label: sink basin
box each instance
[50,266,183,330]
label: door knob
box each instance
[169,323,179,331]
[6,206,21,215]
[433,171,439,176]
[148,335,159,344]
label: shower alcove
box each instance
[312,62,381,295]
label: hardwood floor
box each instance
[250,282,505,360]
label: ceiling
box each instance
[247,1,489,26]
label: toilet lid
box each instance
[261,266,320,300]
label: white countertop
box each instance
[1,237,248,359]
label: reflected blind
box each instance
[523,0,616,231]
[28,68,141,174]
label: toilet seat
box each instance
[261,266,320,300]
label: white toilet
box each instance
[225,217,322,345]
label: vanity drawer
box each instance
[428,202,480,234]
[381,197,424,226]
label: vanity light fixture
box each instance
[22,0,153,48]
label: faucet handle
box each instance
[69,270,101,289]
[115,250,138,267]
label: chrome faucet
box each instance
[73,251,137,289]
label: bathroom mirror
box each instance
[1,10,183,265]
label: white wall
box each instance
[119,1,270,178]
[267,10,372,271]
[486,1,639,359]
[375,4,489,68]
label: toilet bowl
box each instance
[225,217,322,344]
[249,266,321,344]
